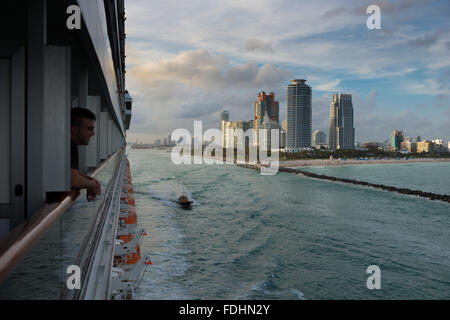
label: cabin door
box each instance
[0,47,25,238]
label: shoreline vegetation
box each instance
[134,145,450,167]
[180,146,450,166]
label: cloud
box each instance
[441,108,450,117]
[353,1,395,15]
[129,49,226,88]
[124,0,450,142]
[404,78,450,96]
[315,79,341,91]
[435,93,450,108]
[407,31,441,47]
[312,93,332,132]
[353,90,378,111]
[353,0,434,15]
[127,48,292,137]
[356,109,434,142]
[245,39,274,53]
[129,49,291,90]
[320,7,346,20]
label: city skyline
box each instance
[124,0,450,144]
[135,90,447,150]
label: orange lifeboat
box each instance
[114,244,142,265]
[118,233,133,243]
[120,196,135,206]
[119,210,137,225]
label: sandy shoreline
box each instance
[279,158,450,168]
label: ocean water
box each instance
[297,162,450,195]
[129,149,450,300]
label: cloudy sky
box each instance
[124,0,450,144]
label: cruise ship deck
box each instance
[0,0,147,299]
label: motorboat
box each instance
[177,195,193,209]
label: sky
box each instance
[124,0,450,144]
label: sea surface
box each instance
[297,162,450,195]
[129,149,450,300]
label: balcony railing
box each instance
[0,147,125,299]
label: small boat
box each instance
[177,195,193,209]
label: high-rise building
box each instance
[287,79,312,149]
[223,120,252,149]
[281,120,287,148]
[254,92,279,147]
[313,130,327,148]
[400,140,415,153]
[254,92,279,124]
[220,110,229,133]
[280,130,287,148]
[417,140,433,153]
[220,110,230,147]
[432,139,447,152]
[328,93,355,150]
[260,115,281,150]
[390,129,405,151]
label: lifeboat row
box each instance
[110,157,151,299]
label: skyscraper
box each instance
[220,110,229,127]
[260,115,281,150]
[287,79,312,149]
[254,92,279,146]
[313,130,327,147]
[223,120,252,149]
[390,129,405,151]
[220,110,229,147]
[254,92,279,124]
[328,93,355,150]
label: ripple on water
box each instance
[128,149,450,300]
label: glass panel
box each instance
[0,150,123,299]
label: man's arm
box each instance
[71,169,97,190]
[71,169,102,202]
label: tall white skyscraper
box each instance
[286,79,312,149]
[328,93,355,150]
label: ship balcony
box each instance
[0,148,127,299]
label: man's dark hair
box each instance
[71,108,96,127]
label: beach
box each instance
[279,157,450,167]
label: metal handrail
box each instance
[0,147,125,283]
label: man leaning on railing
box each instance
[70,108,102,201]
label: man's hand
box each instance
[87,179,102,202]
[71,169,102,202]
[70,189,81,201]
